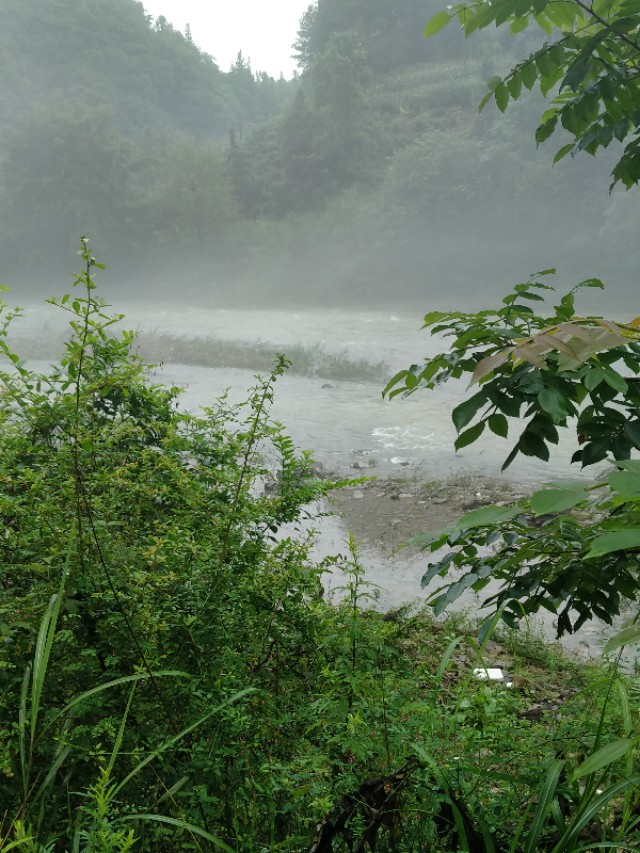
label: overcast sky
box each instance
[141,0,311,77]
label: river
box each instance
[15,300,632,661]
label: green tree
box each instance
[141,137,239,248]
[426,0,640,187]
[385,0,640,636]
[0,102,135,271]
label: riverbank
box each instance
[324,468,617,662]
[329,468,521,555]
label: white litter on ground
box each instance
[473,667,504,681]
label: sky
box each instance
[141,0,311,78]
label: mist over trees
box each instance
[0,0,635,307]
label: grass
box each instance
[10,329,388,384]
[133,331,388,383]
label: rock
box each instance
[352,490,365,500]
[576,640,591,660]
[399,493,413,499]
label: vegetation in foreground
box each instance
[0,243,639,852]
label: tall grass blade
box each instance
[477,603,507,645]
[617,679,633,738]
[114,687,255,795]
[616,679,636,824]
[33,745,71,804]
[435,635,464,686]
[570,739,635,782]
[40,670,189,739]
[107,683,136,778]
[522,759,564,853]
[553,774,640,850]
[0,839,38,851]
[30,541,72,753]
[157,774,190,804]
[19,664,30,797]
[119,814,235,852]
[449,802,471,850]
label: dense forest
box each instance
[0,0,635,308]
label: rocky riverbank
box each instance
[329,468,523,556]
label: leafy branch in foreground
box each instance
[425,0,640,188]
[414,461,640,635]
[385,274,640,471]
[386,277,640,635]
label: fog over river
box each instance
[20,301,625,659]
[125,304,580,482]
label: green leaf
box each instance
[424,10,452,36]
[603,623,640,653]
[624,420,640,449]
[521,60,538,90]
[571,739,635,781]
[489,391,522,417]
[452,391,487,431]
[587,530,640,558]
[536,48,559,78]
[511,15,530,33]
[501,443,520,471]
[545,1,578,28]
[579,439,610,466]
[519,430,550,460]
[536,116,558,144]
[455,419,486,450]
[423,310,449,327]
[534,12,554,34]
[412,528,455,550]
[529,487,588,515]
[578,276,604,290]
[488,413,509,436]
[537,387,570,421]
[584,366,605,391]
[507,71,523,99]
[601,366,628,394]
[553,142,574,163]
[455,504,522,529]
[495,82,510,112]
[608,470,640,497]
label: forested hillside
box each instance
[0,0,290,282]
[0,0,635,306]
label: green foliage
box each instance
[383,0,640,639]
[4,242,639,851]
[386,275,640,470]
[0,241,338,846]
[425,0,640,188]
[387,279,640,633]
